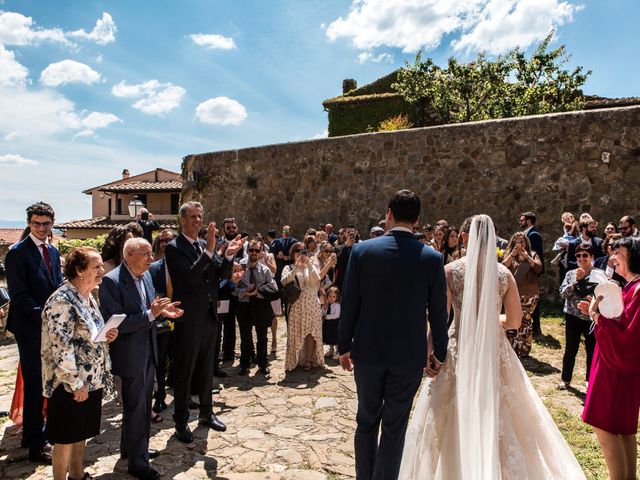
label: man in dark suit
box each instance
[165,202,243,443]
[100,237,183,480]
[519,211,545,335]
[334,225,359,290]
[566,217,604,269]
[338,190,449,480]
[5,202,62,463]
[148,228,177,413]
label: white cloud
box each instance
[69,12,117,45]
[326,0,579,55]
[312,129,329,139]
[0,44,29,87]
[453,0,581,54]
[3,131,25,141]
[0,153,38,166]
[0,86,120,139]
[195,97,247,126]
[40,60,101,87]
[358,52,393,64]
[0,11,70,46]
[0,11,116,47]
[188,33,236,50]
[111,80,186,115]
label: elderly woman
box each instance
[41,247,118,480]
[558,244,603,390]
[282,242,324,372]
[581,237,640,480]
[502,232,543,357]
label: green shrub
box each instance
[57,235,106,256]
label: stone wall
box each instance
[182,105,640,295]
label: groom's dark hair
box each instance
[388,189,420,224]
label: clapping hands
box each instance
[151,297,184,319]
[226,234,244,257]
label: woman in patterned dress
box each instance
[41,247,118,480]
[281,242,324,372]
[502,232,543,357]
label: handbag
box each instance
[258,283,281,301]
[281,276,302,305]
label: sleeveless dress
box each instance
[399,258,585,479]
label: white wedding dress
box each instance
[399,215,585,480]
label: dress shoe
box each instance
[28,445,52,464]
[121,449,160,460]
[250,354,257,365]
[174,423,194,443]
[259,366,270,375]
[198,413,226,432]
[238,367,249,376]
[128,466,161,480]
[188,399,200,410]
[213,368,229,378]
[152,400,167,413]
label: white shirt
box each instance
[181,232,234,261]
[29,232,49,258]
[123,262,155,322]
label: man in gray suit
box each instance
[100,238,182,480]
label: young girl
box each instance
[323,286,341,357]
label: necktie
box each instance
[249,266,257,286]
[193,241,202,255]
[41,244,52,276]
[165,264,173,300]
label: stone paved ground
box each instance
[0,321,357,479]
[0,317,594,479]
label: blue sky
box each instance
[0,0,638,222]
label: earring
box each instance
[80,275,84,280]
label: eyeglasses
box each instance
[30,220,53,228]
[575,253,591,259]
[248,248,261,253]
[323,249,333,253]
[133,251,153,258]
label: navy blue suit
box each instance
[338,230,449,480]
[5,236,62,449]
[149,259,173,405]
[526,226,545,333]
[99,264,157,472]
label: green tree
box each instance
[392,31,591,126]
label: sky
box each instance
[0,0,638,223]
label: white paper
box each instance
[92,314,126,342]
[271,300,282,316]
[217,300,230,314]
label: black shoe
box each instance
[259,366,270,375]
[238,367,249,376]
[198,413,226,432]
[28,445,52,464]
[188,399,200,410]
[121,449,160,460]
[174,423,194,444]
[128,466,161,480]
[152,400,167,413]
[213,368,229,378]
[250,354,257,365]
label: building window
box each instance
[116,198,122,215]
[137,194,147,208]
[171,193,180,214]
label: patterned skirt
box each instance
[506,294,539,357]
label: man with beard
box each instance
[567,217,603,268]
[235,239,278,375]
[216,218,246,368]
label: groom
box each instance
[338,189,449,480]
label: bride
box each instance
[399,214,585,479]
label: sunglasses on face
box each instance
[323,249,333,253]
[575,253,591,259]
[248,248,261,253]
[224,218,236,223]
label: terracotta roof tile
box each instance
[99,180,182,193]
[0,228,23,245]
[55,217,178,230]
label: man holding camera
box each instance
[235,239,278,376]
[335,225,359,290]
[137,208,160,244]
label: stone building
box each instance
[181,104,640,297]
[56,168,181,239]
